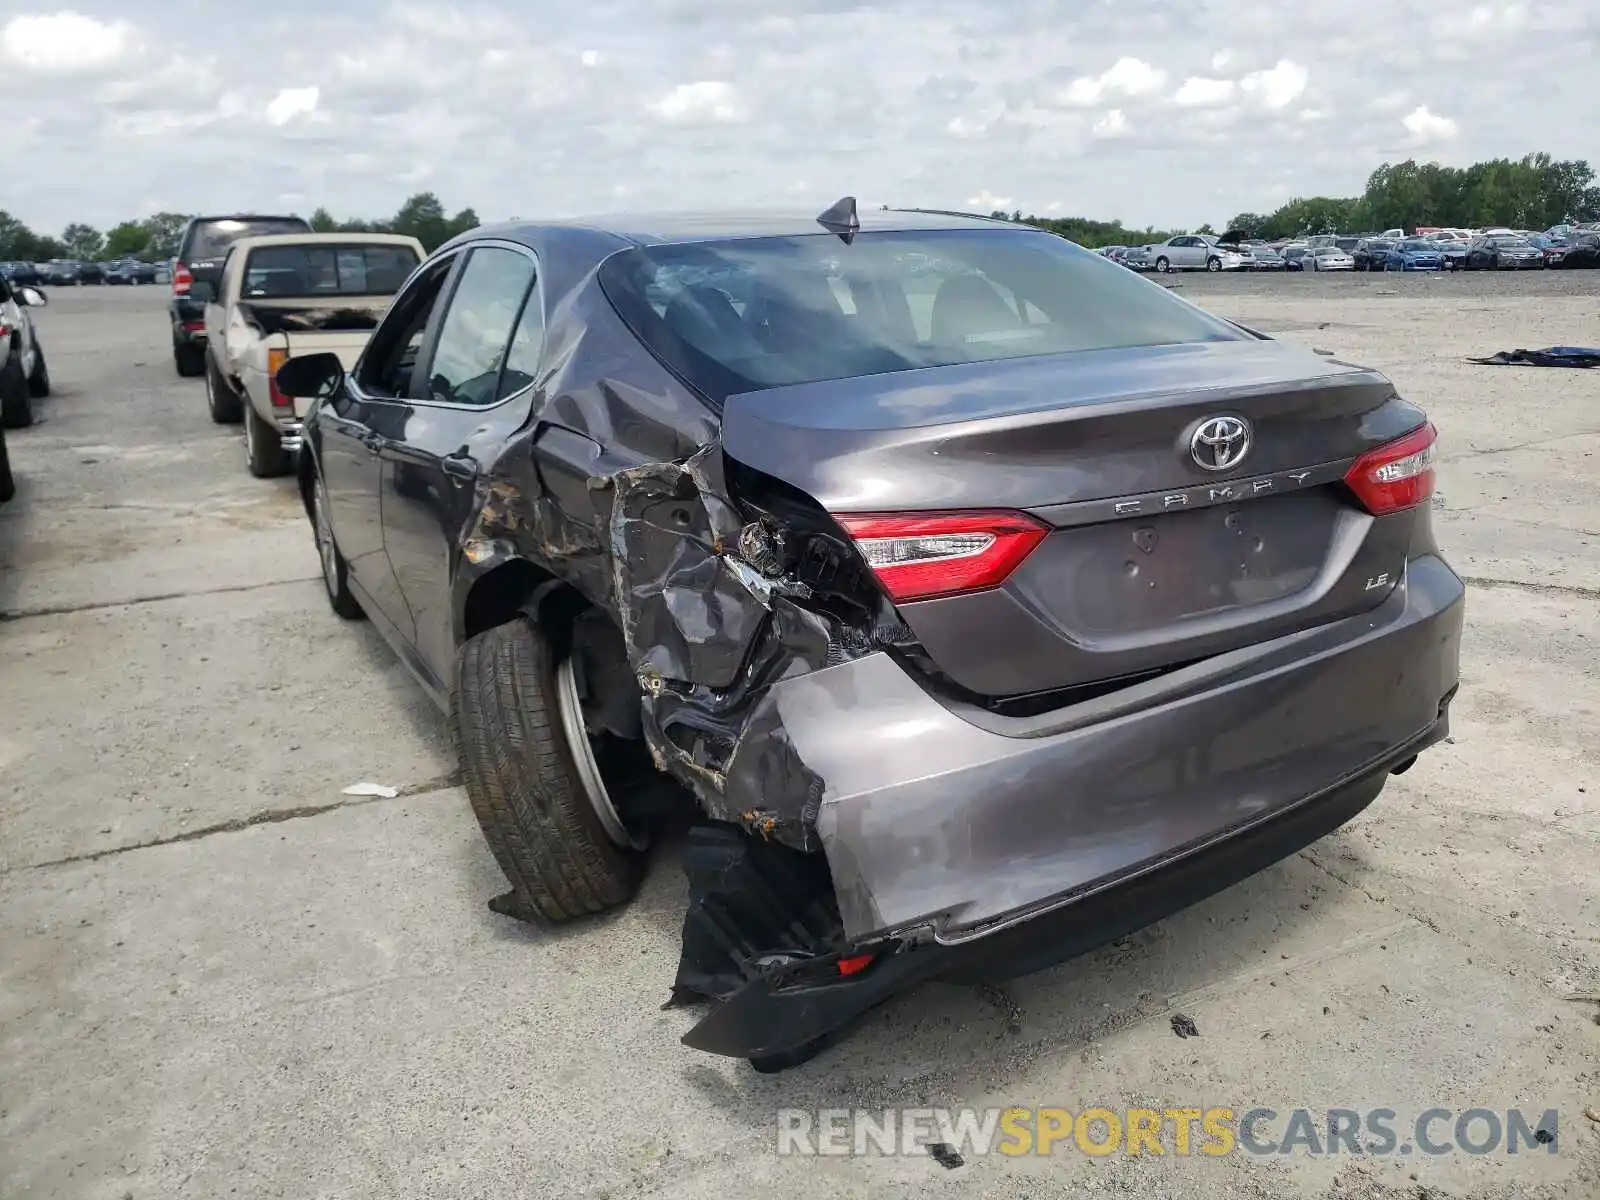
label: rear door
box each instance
[377,241,541,691]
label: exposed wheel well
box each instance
[461,558,592,653]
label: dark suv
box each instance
[275,203,1465,1068]
[168,214,312,376]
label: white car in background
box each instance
[0,275,50,429]
[1144,234,1246,273]
[1305,245,1355,271]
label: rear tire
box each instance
[27,342,49,398]
[1,351,33,429]
[1154,256,1170,273]
[205,351,243,424]
[244,401,291,478]
[452,617,644,924]
[174,339,205,378]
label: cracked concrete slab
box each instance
[2,272,1597,1200]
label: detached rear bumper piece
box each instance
[683,554,1464,1060]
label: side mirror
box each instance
[276,351,345,399]
[18,287,47,307]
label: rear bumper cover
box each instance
[682,553,1463,1057]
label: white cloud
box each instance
[1239,60,1308,110]
[1402,104,1459,141]
[0,0,1590,236]
[966,189,1012,210]
[1,11,137,74]
[647,80,743,124]
[265,86,320,127]
[1059,56,1167,106]
[1092,108,1129,138]
[1173,77,1236,106]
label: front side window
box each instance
[423,247,536,406]
[599,229,1248,404]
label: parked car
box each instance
[1,262,44,286]
[41,260,81,285]
[1251,245,1286,270]
[201,232,424,477]
[1378,238,1445,272]
[1353,238,1396,270]
[1465,234,1544,270]
[1306,245,1355,271]
[1430,239,1469,271]
[273,202,1465,1068]
[77,260,106,285]
[1119,246,1151,271]
[0,276,50,429]
[1282,244,1314,270]
[104,259,159,285]
[1562,230,1600,268]
[1520,233,1567,268]
[1145,234,1244,273]
[169,214,314,377]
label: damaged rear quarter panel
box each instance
[445,227,880,851]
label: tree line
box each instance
[999,153,1599,247]
[0,192,481,264]
[5,153,1596,264]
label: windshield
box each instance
[1498,237,1532,248]
[189,217,312,261]
[1315,246,1345,256]
[241,244,420,299]
[1400,239,1434,252]
[598,229,1249,403]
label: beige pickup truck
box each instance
[202,232,424,477]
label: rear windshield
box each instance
[187,218,311,261]
[241,243,420,299]
[597,229,1248,402]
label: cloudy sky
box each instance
[3,2,1597,234]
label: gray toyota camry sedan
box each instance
[275,199,1464,1069]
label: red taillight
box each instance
[172,262,193,295]
[267,348,291,408]
[835,510,1048,603]
[1344,422,1437,515]
[181,320,205,332]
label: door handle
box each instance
[360,431,386,454]
[441,453,479,480]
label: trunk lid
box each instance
[721,338,1432,699]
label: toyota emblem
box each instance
[1190,415,1252,472]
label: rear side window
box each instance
[185,217,312,261]
[242,244,420,298]
[598,229,1247,403]
[423,247,536,406]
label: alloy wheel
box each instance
[554,656,646,851]
[313,476,339,598]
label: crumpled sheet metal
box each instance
[606,444,838,849]
[440,246,863,853]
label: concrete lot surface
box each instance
[2,277,1598,1199]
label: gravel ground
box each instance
[1,278,1598,1199]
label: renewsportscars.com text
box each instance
[775,1106,1561,1159]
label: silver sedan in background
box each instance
[1306,245,1355,271]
